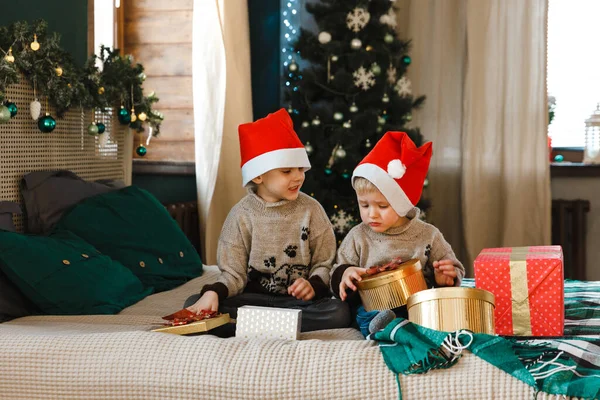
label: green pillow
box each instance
[57,185,203,292]
[0,229,152,315]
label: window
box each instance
[547,0,600,148]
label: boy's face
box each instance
[253,167,305,202]
[357,189,405,233]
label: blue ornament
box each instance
[6,102,17,117]
[136,145,147,157]
[118,107,131,125]
[325,168,332,175]
[38,113,56,133]
[554,154,564,162]
[96,122,106,134]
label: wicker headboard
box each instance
[0,78,132,232]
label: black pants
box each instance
[183,291,351,337]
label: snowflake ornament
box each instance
[330,210,356,235]
[379,8,397,28]
[387,66,397,84]
[395,76,412,96]
[353,67,376,91]
[346,8,370,33]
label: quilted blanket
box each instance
[0,268,592,400]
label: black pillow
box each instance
[0,201,20,232]
[20,170,124,234]
[0,202,40,322]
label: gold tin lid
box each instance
[407,287,495,308]
[357,259,422,290]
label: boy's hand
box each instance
[433,260,458,287]
[288,278,315,301]
[339,266,367,301]
[186,291,219,314]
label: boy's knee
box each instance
[183,293,201,308]
[327,299,352,329]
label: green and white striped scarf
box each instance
[372,279,600,399]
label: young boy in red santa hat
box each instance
[185,109,350,336]
[330,131,465,337]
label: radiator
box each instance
[165,201,201,258]
[551,199,590,280]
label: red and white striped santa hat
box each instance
[352,131,432,216]
[238,108,311,186]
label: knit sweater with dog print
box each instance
[330,208,465,298]
[201,189,336,300]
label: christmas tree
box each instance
[284,0,428,241]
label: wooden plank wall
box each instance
[124,0,194,162]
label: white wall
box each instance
[551,177,600,281]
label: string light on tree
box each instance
[350,38,362,50]
[30,34,40,51]
[4,47,14,63]
[281,0,301,90]
[301,121,310,128]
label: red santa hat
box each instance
[352,131,432,217]
[238,108,311,186]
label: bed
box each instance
[2,265,598,399]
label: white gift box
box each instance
[235,306,302,340]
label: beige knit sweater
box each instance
[331,208,465,294]
[203,189,336,300]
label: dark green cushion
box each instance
[0,230,152,315]
[56,185,203,292]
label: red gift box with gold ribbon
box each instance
[474,246,564,336]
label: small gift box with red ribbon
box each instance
[474,246,564,336]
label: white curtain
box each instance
[398,0,551,274]
[193,0,252,264]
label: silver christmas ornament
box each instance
[312,116,321,126]
[30,99,41,120]
[333,112,344,121]
[318,31,332,44]
[350,38,362,50]
[335,145,347,159]
[305,141,314,156]
[349,103,358,113]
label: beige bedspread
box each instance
[0,266,566,399]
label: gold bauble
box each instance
[130,111,137,122]
[138,112,147,121]
[55,66,63,77]
[98,87,105,95]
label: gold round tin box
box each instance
[407,287,495,334]
[357,259,428,312]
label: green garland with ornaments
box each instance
[0,19,163,156]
